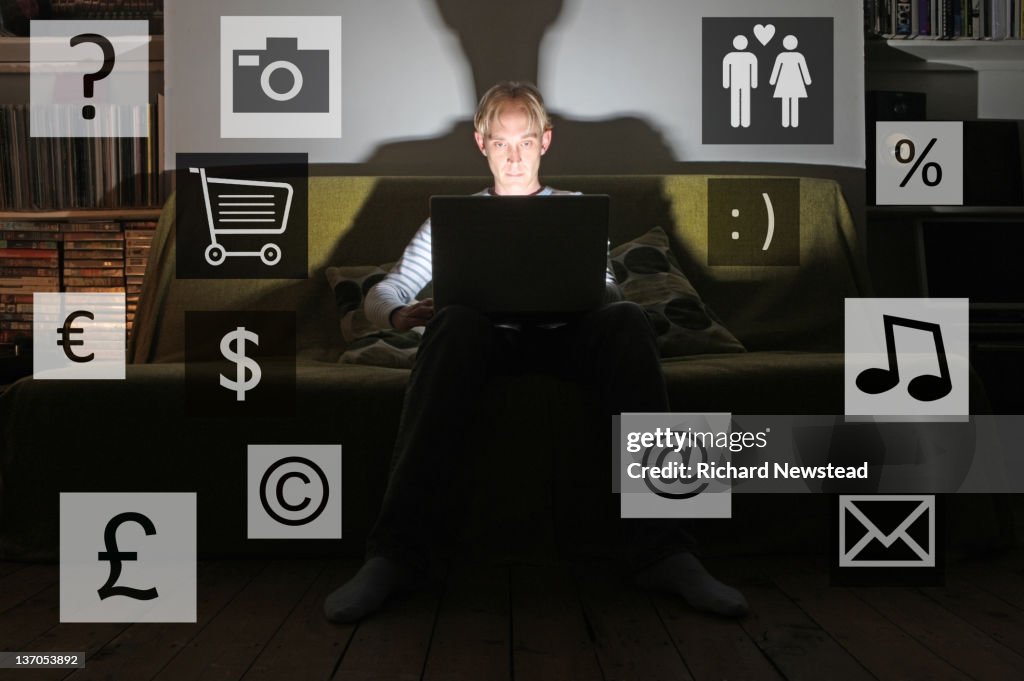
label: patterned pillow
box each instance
[610,227,746,358]
[336,328,423,369]
[324,263,428,368]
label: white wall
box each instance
[542,0,864,166]
[166,0,864,171]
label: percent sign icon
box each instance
[895,137,942,188]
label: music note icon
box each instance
[855,314,953,402]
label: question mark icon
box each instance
[69,33,115,120]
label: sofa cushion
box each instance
[324,262,426,368]
[337,329,422,369]
[610,226,745,358]
[325,263,392,343]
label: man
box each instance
[324,82,747,622]
[723,35,758,128]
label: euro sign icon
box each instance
[57,310,94,363]
[219,326,262,401]
[97,512,159,601]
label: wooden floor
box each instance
[0,553,1023,681]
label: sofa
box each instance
[2,174,1001,561]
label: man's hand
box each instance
[390,299,435,331]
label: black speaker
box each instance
[866,91,927,204]
[963,121,1023,206]
[867,91,927,122]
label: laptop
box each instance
[430,194,610,322]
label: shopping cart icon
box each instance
[190,167,294,266]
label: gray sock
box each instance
[324,556,415,623]
[635,551,749,617]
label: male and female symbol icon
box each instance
[722,30,811,129]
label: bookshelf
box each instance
[0,34,164,210]
[864,4,1024,411]
[866,36,1024,69]
[865,35,1024,122]
[0,35,165,61]
[0,32,165,354]
[0,0,164,36]
[0,36,164,103]
[864,1,1024,40]
[0,208,162,221]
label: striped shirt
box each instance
[364,186,621,328]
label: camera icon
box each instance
[233,37,329,113]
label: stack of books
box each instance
[2,2,164,36]
[867,1,1023,39]
[50,1,164,26]
[124,220,156,338]
[62,223,126,294]
[0,222,60,345]
[0,221,153,349]
[0,104,161,210]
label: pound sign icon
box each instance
[97,512,159,601]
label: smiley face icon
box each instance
[707,178,800,266]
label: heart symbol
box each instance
[753,24,776,46]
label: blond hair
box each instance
[473,81,552,138]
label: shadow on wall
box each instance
[361,0,677,174]
[351,0,867,232]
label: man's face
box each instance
[474,105,551,196]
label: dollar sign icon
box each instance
[219,326,262,401]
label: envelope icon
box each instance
[839,495,935,568]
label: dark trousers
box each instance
[366,301,692,574]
